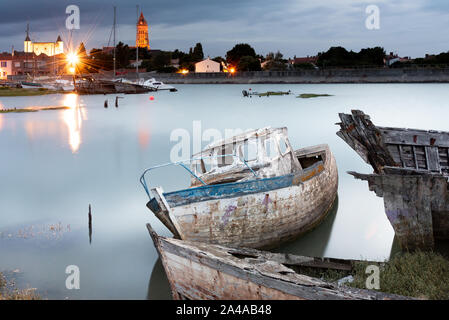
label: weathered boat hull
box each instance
[75,79,151,94]
[337,110,449,250]
[349,170,449,250]
[147,223,410,300]
[148,145,338,249]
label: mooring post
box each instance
[104,100,108,108]
[115,96,119,107]
[88,204,92,244]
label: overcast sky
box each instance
[0,0,448,58]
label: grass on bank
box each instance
[0,106,70,113]
[349,251,449,299]
[300,251,449,299]
[0,87,64,97]
[297,93,333,98]
[0,272,40,300]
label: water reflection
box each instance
[138,104,152,150]
[147,258,172,300]
[138,129,151,150]
[24,120,59,139]
[61,93,84,153]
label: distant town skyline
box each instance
[1,0,448,58]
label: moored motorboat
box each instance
[141,127,338,249]
[140,78,177,91]
[146,223,410,300]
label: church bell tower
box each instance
[136,12,150,50]
[24,24,32,53]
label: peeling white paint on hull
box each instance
[149,145,338,248]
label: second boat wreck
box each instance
[141,127,338,249]
[147,223,409,300]
[337,110,449,250]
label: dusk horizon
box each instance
[1,0,448,59]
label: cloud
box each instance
[0,0,448,58]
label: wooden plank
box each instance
[426,147,440,172]
[412,146,419,170]
[380,127,449,148]
[150,228,412,300]
[398,145,406,168]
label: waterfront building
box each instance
[195,58,220,73]
[0,53,12,80]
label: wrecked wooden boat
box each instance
[141,127,338,248]
[146,223,409,300]
[75,77,151,94]
[242,90,292,97]
[337,110,449,250]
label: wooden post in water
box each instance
[104,100,108,108]
[88,204,92,244]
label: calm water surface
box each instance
[1,83,449,299]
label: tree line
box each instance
[72,41,449,74]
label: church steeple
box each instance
[25,23,30,41]
[138,12,147,26]
[24,23,32,53]
[136,12,150,50]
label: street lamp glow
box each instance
[69,67,76,74]
[178,68,189,74]
[66,52,79,65]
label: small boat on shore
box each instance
[75,77,151,94]
[146,223,409,300]
[337,110,449,250]
[141,127,338,249]
[20,81,43,89]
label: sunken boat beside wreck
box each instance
[146,223,409,300]
[141,127,338,249]
[337,110,449,250]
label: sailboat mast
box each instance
[25,24,29,75]
[113,6,116,77]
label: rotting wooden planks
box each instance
[146,223,412,300]
[337,110,449,250]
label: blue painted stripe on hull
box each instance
[163,174,294,207]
